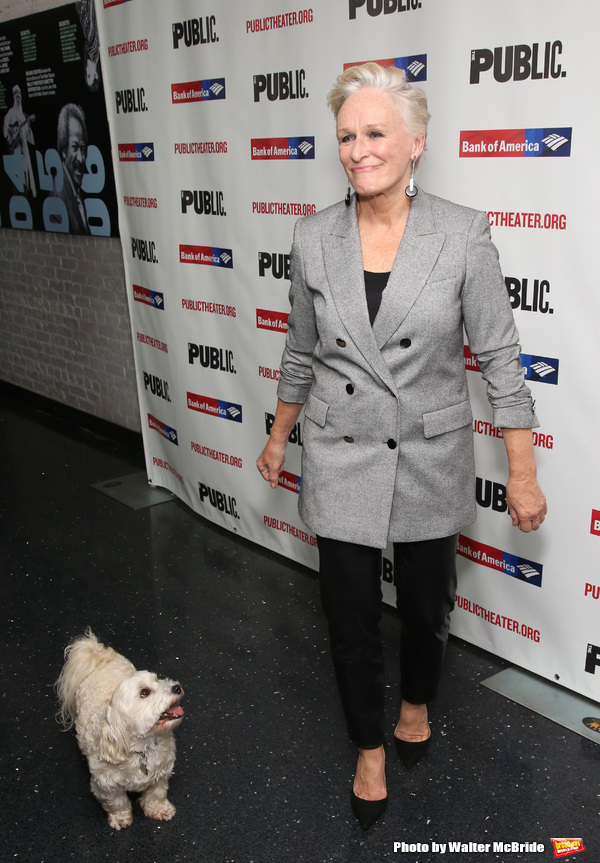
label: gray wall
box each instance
[0,0,140,432]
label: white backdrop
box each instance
[95,0,600,701]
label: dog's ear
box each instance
[98,704,131,763]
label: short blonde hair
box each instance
[328,63,430,166]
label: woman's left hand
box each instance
[505,477,547,532]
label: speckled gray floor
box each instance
[1,384,599,863]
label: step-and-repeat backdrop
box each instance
[94,0,600,702]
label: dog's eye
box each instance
[140,688,151,698]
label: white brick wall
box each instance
[0,0,140,431]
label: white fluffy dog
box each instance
[56,629,184,830]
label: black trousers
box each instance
[317,533,459,749]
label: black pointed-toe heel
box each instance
[393,734,430,769]
[350,788,388,830]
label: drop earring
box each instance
[405,156,418,198]
[345,186,352,206]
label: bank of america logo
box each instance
[343,54,427,82]
[118,142,155,162]
[460,127,572,158]
[171,78,226,104]
[458,535,543,587]
[133,284,164,310]
[187,393,243,423]
[251,136,315,160]
[542,133,569,152]
[521,353,559,385]
[278,469,302,494]
[518,563,541,580]
[179,244,234,268]
[530,361,556,378]
[148,414,178,445]
[407,60,425,77]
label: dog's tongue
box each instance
[166,705,184,718]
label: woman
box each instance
[256,63,546,829]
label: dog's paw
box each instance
[108,810,133,830]
[140,799,176,821]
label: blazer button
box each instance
[343,435,354,443]
[387,439,397,449]
[336,338,347,347]
[346,384,354,394]
[400,338,411,348]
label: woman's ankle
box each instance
[354,745,387,800]
[394,701,430,742]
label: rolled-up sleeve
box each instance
[276,220,318,404]
[462,211,539,430]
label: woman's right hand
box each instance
[256,438,287,489]
[257,398,304,488]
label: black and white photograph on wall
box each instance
[0,0,118,236]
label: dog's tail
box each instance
[55,628,119,729]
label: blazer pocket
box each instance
[304,392,329,428]
[427,271,460,284]
[423,399,473,439]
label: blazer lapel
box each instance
[322,198,398,392]
[373,191,445,349]
[321,192,446,391]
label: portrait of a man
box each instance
[55,103,89,234]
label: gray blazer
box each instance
[277,190,538,548]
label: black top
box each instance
[364,270,390,325]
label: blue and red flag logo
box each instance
[133,285,164,310]
[179,245,233,268]
[187,393,242,423]
[171,79,226,104]
[148,414,178,445]
[344,54,427,82]
[520,353,559,385]
[458,535,543,587]
[256,309,289,333]
[251,137,315,160]
[118,142,154,162]
[460,127,571,157]
[278,470,302,494]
